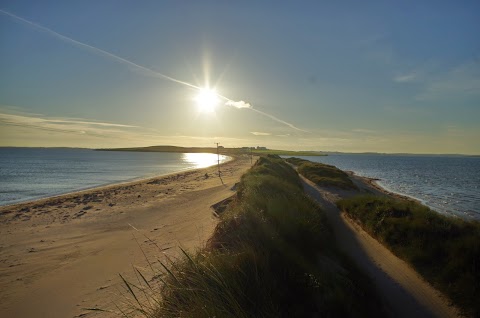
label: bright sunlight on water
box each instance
[0,148,230,206]
[182,152,226,168]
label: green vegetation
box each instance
[286,157,358,190]
[96,145,326,157]
[96,145,225,154]
[147,155,384,317]
[250,149,326,156]
[337,195,480,317]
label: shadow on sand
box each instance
[302,179,436,318]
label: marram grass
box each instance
[115,155,386,317]
[338,195,480,317]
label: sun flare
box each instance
[195,88,219,113]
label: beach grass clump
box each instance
[152,155,385,317]
[337,195,480,316]
[250,149,326,156]
[283,157,310,166]
[286,157,357,190]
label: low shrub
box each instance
[152,155,385,317]
[338,195,480,317]
[286,157,357,190]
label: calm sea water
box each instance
[0,148,229,206]
[292,154,480,220]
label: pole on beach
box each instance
[214,142,220,177]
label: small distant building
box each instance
[256,146,267,150]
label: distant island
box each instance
[97,145,326,156]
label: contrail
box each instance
[223,98,307,132]
[251,108,307,132]
[0,9,306,132]
[0,9,199,90]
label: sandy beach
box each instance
[0,155,253,318]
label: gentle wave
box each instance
[291,154,480,220]
[0,148,229,206]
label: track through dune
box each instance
[301,176,460,318]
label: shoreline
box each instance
[0,155,253,318]
[300,174,462,318]
[0,154,233,209]
[346,171,422,203]
[294,159,463,317]
[345,171,469,219]
[289,154,479,220]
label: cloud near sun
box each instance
[225,100,252,109]
[0,9,306,134]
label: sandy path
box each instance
[0,156,253,318]
[301,176,460,318]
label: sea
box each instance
[0,148,229,206]
[290,154,480,221]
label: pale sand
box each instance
[301,174,461,318]
[0,155,253,318]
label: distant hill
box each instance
[97,145,221,153]
[97,145,326,156]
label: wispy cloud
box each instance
[0,9,308,134]
[393,72,418,83]
[0,112,138,137]
[225,100,252,109]
[351,128,377,134]
[250,131,271,136]
[41,118,137,128]
[0,110,260,146]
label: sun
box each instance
[195,88,219,113]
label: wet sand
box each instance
[0,155,253,318]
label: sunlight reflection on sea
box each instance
[0,148,229,206]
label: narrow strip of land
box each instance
[301,176,460,318]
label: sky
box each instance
[0,1,479,154]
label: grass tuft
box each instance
[150,155,385,317]
[338,195,480,317]
[286,157,358,190]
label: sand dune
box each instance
[301,175,460,318]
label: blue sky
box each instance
[0,1,479,154]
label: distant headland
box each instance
[96,145,327,156]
